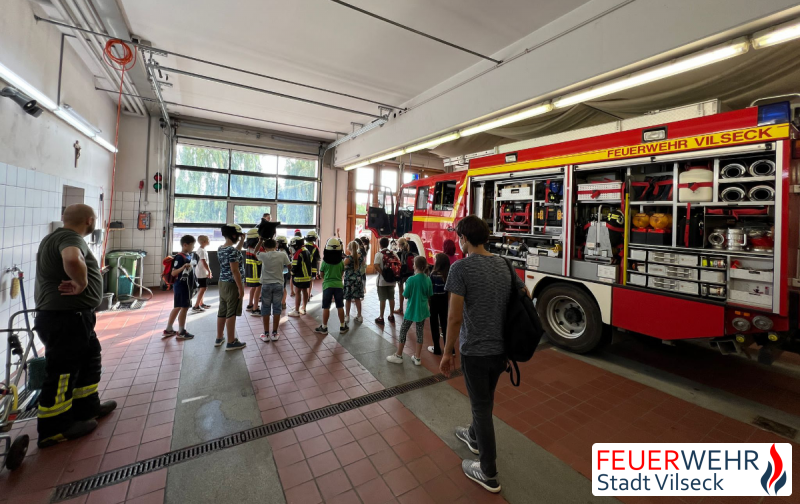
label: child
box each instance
[288,236,312,317]
[163,235,197,340]
[394,238,413,315]
[442,239,459,265]
[256,237,291,342]
[192,235,212,312]
[427,253,451,356]
[315,237,348,334]
[387,255,432,366]
[358,237,369,284]
[290,230,302,298]
[373,237,397,325]
[305,231,321,299]
[343,240,365,323]
[215,224,247,351]
[276,235,291,309]
[245,229,262,316]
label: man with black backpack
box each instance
[373,237,399,325]
[440,215,528,494]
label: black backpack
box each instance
[502,259,543,386]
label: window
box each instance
[356,167,374,190]
[403,172,418,184]
[231,151,277,174]
[174,169,228,196]
[277,203,316,225]
[381,169,398,193]
[173,198,227,224]
[278,178,317,201]
[172,227,225,252]
[433,181,456,211]
[230,174,277,199]
[279,157,318,177]
[355,192,369,215]
[416,186,429,210]
[400,187,416,211]
[176,145,229,169]
[234,205,272,225]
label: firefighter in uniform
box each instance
[34,204,116,448]
[244,228,263,314]
[304,230,321,299]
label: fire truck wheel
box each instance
[537,284,603,354]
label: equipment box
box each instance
[729,268,774,283]
[647,264,698,280]
[526,255,562,275]
[629,248,648,261]
[646,229,672,246]
[572,261,618,283]
[648,251,698,266]
[577,182,623,201]
[628,273,647,286]
[500,185,531,198]
[728,279,773,309]
[648,276,700,295]
[699,270,726,283]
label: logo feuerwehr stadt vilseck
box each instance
[592,443,792,496]
[761,444,787,495]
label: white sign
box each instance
[592,443,792,496]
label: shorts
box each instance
[218,281,243,318]
[173,283,191,308]
[260,283,283,316]
[197,278,208,288]
[284,272,291,287]
[322,288,344,309]
[246,280,261,288]
[377,285,395,302]
[293,280,310,289]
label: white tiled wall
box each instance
[0,161,104,367]
[108,191,166,288]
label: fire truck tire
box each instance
[537,284,604,354]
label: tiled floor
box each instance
[3,276,800,504]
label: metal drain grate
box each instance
[51,368,462,502]
[107,300,147,311]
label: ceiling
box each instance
[114,0,592,140]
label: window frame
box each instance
[415,186,430,211]
[432,181,457,212]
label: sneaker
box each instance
[201,304,211,309]
[214,338,224,347]
[387,315,396,324]
[345,315,350,323]
[162,329,176,338]
[355,315,363,323]
[37,419,98,449]
[250,310,262,317]
[340,324,349,334]
[270,331,279,341]
[177,330,195,340]
[299,308,306,315]
[411,356,422,366]
[260,333,271,343]
[375,317,385,325]
[314,325,328,334]
[427,346,442,355]
[386,354,403,364]
[226,339,247,351]
[462,459,501,493]
[288,310,300,318]
[246,304,254,312]
[455,426,479,454]
[191,306,203,313]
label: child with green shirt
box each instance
[387,255,432,366]
[315,237,349,335]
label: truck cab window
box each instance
[400,187,416,211]
[433,181,457,211]
[416,186,429,210]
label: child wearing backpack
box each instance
[163,235,197,340]
[288,236,312,317]
[192,235,212,313]
[343,240,365,323]
[394,238,415,315]
[314,237,349,335]
[387,255,432,366]
[428,253,452,356]
[373,237,399,325]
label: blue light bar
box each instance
[758,101,791,126]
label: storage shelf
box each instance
[718,176,775,184]
[630,201,675,206]
[693,201,774,207]
[628,244,773,257]
[577,199,621,204]
[629,270,727,285]
[497,195,533,202]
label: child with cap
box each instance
[314,237,348,335]
[288,236,312,316]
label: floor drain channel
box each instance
[50,368,462,503]
[753,415,798,440]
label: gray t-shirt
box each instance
[445,254,524,357]
[257,250,291,285]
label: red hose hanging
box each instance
[100,39,137,267]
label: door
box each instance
[367,184,395,237]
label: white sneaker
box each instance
[411,356,422,366]
[427,346,437,354]
[386,354,403,364]
[345,315,350,323]
[288,310,300,317]
[299,308,306,315]
[270,332,279,341]
[250,310,262,317]
[355,315,363,323]
[260,333,270,343]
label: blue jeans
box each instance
[260,283,283,316]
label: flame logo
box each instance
[761,444,787,495]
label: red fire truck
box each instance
[368,102,799,362]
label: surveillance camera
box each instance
[159,118,167,129]
[0,87,43,117]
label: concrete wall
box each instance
[335,0,800,163]
[0,0,120,366]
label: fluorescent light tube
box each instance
[55,108,99,138]
[753,18,800,49]
[554,39,749,109]
[94,136,118,153]
[405,132,461,153]
[344,159,371,171]
[369,149,405,163]
[60,104,101,134]
[0,61,57,111]
[460,103,553,137]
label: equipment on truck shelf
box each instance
[499,202,532,233]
